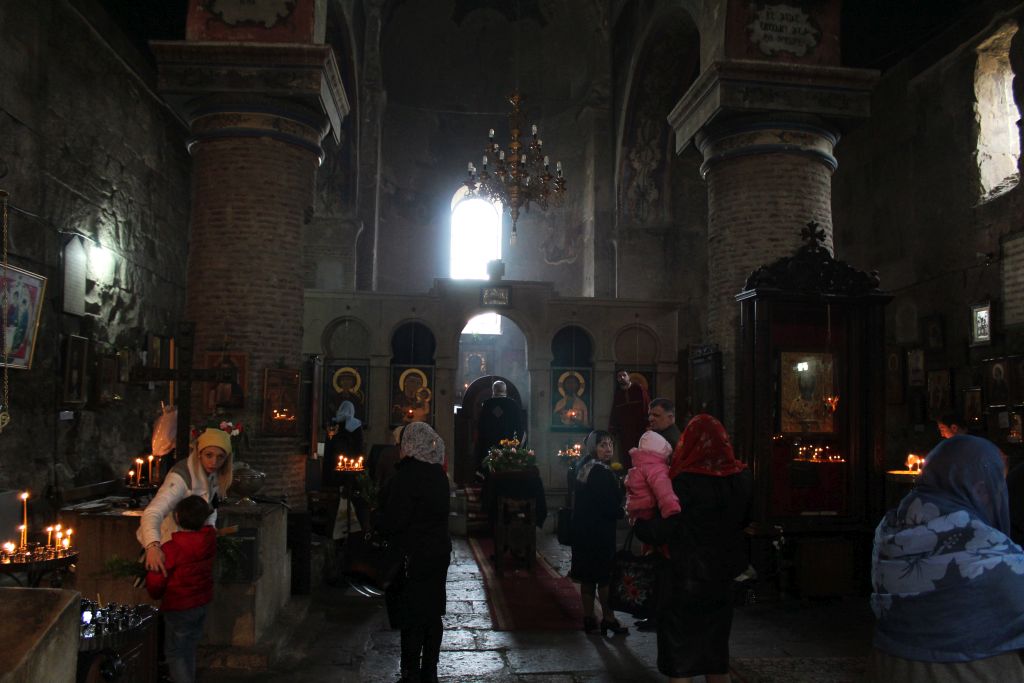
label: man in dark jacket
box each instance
[475,380,523,476]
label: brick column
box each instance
[696,116,838,425]
[668,60,876,427]
[153,42,349,507]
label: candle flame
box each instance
[906,454,924,472]
[20,492,28,501]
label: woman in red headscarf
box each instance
[636,413,753,683]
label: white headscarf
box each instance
[334,400,362,432]
[577,430,611,484]
[400,421,445,466]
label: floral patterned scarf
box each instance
[400,421,445,466]
[871,435,1024,662]
[668,414,747,479]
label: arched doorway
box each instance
[452,314,528,485]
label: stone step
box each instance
[199,596,312,671]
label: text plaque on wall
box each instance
[1003,233,1024,327]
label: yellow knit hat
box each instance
[197,428,233,455]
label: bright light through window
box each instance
[452,194,503,335]
[451,197,501,279]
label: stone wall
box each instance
[0,3,191,495]
[834,7,1024,466]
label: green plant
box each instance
[483,437,536,472]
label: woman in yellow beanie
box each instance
[137,428,234,575]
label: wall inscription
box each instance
[1003,233,1024,326]
[747,4,820,57]
[206,0,296,28]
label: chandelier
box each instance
[463,91,566,244]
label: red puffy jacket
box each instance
[145,526,216,611]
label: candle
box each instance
[18,525,26,549]
[61,537,70,550]
[20,492,28,544]
[135,459,144,485]
[46,526,53,546]
[148,455,154,484]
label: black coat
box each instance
[376,457,452,628]
[569,462,624,584]
[638,469,753,582]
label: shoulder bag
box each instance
[608,529,664,618]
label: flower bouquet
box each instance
[483,437,536,473]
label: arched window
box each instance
[975,21,1021,202]
[451,190,503,335]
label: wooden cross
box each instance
[129,322,238,458]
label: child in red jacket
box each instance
[146,495,216,683]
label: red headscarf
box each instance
[668,413,748,478]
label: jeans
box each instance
[163,605,208,683]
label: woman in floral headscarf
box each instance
[636,413,752,683]
[376,422,451,683]
[868,434,1024,681]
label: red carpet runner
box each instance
[468,536,584,631]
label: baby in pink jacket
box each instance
[625,431,681,522]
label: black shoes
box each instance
[634,617,657,632]
[600,618,629,636]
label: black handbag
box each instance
[608,530,664,618]
[556,507,573,546]
[340,530,407,591]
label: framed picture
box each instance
[885,348,905,404]
[983,357,1010,408]
[94,352,119,404]
[926,369,952,419]
[63,335,89,404]
[204,351,248,413]
[390,365,433,427]
[324,361,368,429]
[689,348,721,419]
[459,349,493,396]
[921,315,944,352]
[1008,355,1024,405]
[1,264,48,370]
[963,387,983,426]
[262,368,301,436]
[551,367,592,431]
[779,351,835,434]
[907,348,926,387]
[147,334,164,368]
[971,301,992,346]
[1010,412,1024,444]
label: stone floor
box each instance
[206,530,875,683]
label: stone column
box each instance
[669,60,876,426]
[153,42,348,507]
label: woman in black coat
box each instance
[376,422,452,683]
[569,430,628,635]
[637,414,752,683]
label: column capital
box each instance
[694,115,840,178]
[668,59,878,154]
[151,41,349,146]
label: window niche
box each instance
[975,21,1021,203]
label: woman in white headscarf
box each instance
[376,422,451,683]
[324,400,364,488]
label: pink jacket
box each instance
[625,448,681,521]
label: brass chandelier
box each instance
[463,91,566,244]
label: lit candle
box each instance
[61,537,70,550]
[2,542,13,554]
[148,455,154,484]
[135,459,144,485]
[46,526,53,546]
[20,492,28,544]
[18,525,26,548]
[129,470,135,485]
